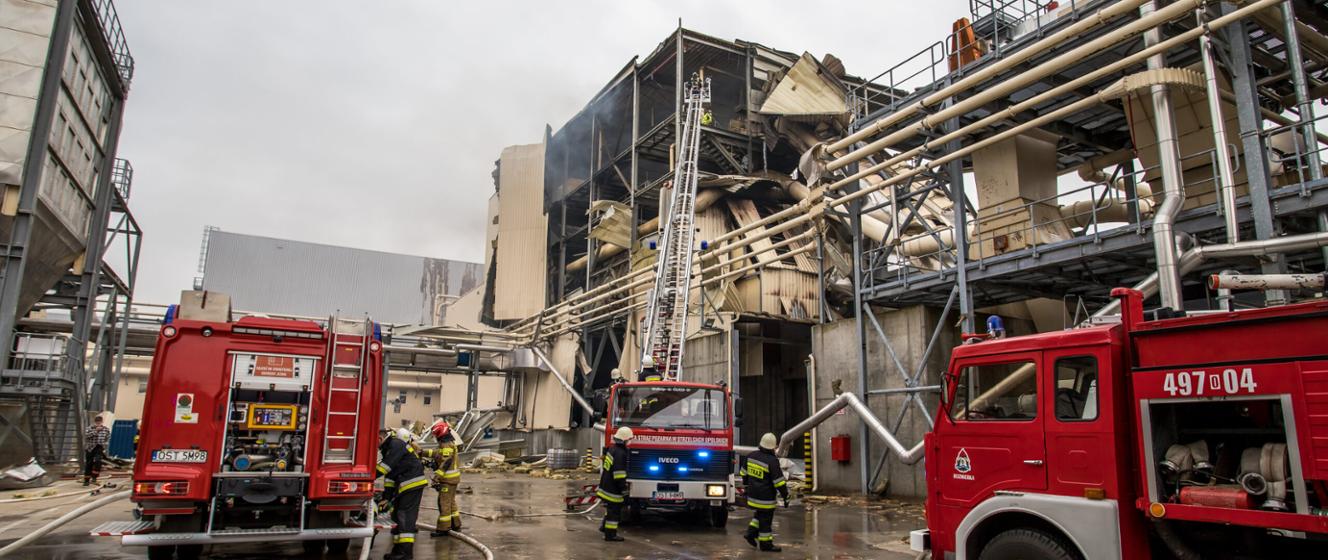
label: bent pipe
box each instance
[0,490,130,558]
[417,522,495,560]
[529,346,596,417]
[774,392,924,465]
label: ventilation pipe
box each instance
[1143,0,1188,312]
[1198,7,1240,244]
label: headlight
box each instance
[706,484,726,498]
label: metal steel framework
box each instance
[835,0,1328,492]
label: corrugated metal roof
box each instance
[201,231,481,326]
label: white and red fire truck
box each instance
[598,380,739,526]
[912,287,1328,558]
[91,292,385,560]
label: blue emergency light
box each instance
[648,464,661,473]
[697,450,711,459]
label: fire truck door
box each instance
[939,353,1048,507]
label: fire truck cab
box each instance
[916,288,1328,559]
[91,292,384,559]
[597,380,739,527]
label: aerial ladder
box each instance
[639,74,710,381]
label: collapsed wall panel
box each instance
[492,143,548,321]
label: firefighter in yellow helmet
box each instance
[378,428,427,559]
[427,420,463,536]
[597,427,634,542]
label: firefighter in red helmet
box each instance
[428,420,463,536]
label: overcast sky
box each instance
[113,1,963,303]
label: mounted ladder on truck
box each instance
[640,73,711,381]
[322,315,372,464]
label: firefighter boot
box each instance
[429,528,450,537]
[82,477,90,487]
[759,541,782,553]
[603,530,624,542]
[744,520,758,548]
[451,516,462,532]
[382,543,402,560]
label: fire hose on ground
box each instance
[415,522,494,560]
[0,489,130,558]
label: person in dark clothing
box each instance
[741,433,789,552]
[597,427,634,542]
[637,356,662,382]
[378,428,428,560]
[83,415,110,486]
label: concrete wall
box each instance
[810,305,959,498]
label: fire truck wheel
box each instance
[707,505,728,528]
[146,546,174,560]
[326,539,351,554]
[301,540,326,555]
[176,545,203,560]
[978,528,1078,560]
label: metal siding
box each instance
[201,231,480,325]
[493,142,548,320]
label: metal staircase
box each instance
[320,316,371,464]
[640,74,710,381]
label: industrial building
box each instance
[4,0,1328,558]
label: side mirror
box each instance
[592,411,604,423]
[733,397,744,420]
[593,394,607,415]
[734,416,744,428]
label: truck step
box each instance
[209,527,301,536]
[90,520,155,537]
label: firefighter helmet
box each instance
[760,432,778,450]
[430,420,452,441]
[614,427,635,441]
[396,427,414,442]
[642,355,656,369]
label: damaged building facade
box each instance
[473,0,1328,501]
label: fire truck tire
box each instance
[302,540,326,554]
[978,528,1079,560]
[707,505,728,528]
[326,539,352,553]
[146,546,174,560]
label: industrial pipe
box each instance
[774,391,924,465]
[822,0,1284,196]
[383,345,457,357]
[1198,7,1240,244]
[827,0,1153,154]
[529,346,595,416]
[1144,0,1189,312]
[828,0,1198,171]
[0,490,130,558]
[1208,273,1326,291]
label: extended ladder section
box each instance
[321,316,370,464]
[640,74,711,381]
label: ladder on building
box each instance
[639,74,711,381]
[321,315,371,464]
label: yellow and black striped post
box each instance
[803,432,814,488]
[584,447,594,467]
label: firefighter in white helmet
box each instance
[741,432,789,552]
[638,355,663,382]
[597,427,634,542]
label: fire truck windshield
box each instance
[613,386,727,430]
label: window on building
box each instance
[1055,356,1099,421]
[949,360,1037,421]
[398,390,407,403]
[137,381,147,394]
[424,394,432,405]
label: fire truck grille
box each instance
[627,449,731,481]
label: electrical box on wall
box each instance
[831,434,852,463]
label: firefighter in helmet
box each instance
[597,427,633,542]
[378,428,428,559]
[741,432,789,552]
[638,355,663,382]
[427,420,463,536]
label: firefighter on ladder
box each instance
[638,355,663,382]
[378,428,428,560]
[427,420,463,536]
[597,427,634,542]
[741,433,789,552]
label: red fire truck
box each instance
[912,288,1328,558]
[91,293,384,560]
[597,380,740,526]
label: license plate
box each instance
[151,449,208,463]
[652,491,684,500]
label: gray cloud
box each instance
[113,0,962,302]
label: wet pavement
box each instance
[0,473,925,559]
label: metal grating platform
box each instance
[89,520,154,537]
